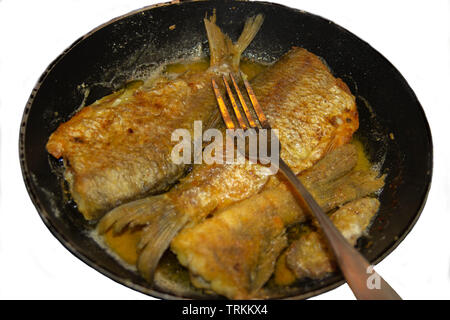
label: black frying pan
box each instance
[19,0,432,299]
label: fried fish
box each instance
[46,14,264,220]
[98,46,359,281]
[284,197,380,280]
[171,146,384,299]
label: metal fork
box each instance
[211,73,401,300]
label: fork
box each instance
[211,73,401,300]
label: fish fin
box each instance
[232,14,264,68]
[249,232,288,294]
[97,194,189,282]
[204,12,264,70]
[325,130,353,155]
[97,197,163,235]
[137,209,189,282]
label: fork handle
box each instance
[277,158,401,300]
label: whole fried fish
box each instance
[46,14,264,220]
[171,146,385,299]
[98,46,359,281]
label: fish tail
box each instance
[137,209,188,282]
[233,14,265,67]
[204,11,264,70]
[97,195,188,282]
[97,196,165,235]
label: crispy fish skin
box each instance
[285,197,380,280]
[48,74,217,220]
[171,148,385,299]
[175,195,288,299]
[98,46,359,281]
[171,145,358,299]
[46,14,264,220]
[251,49,359,173]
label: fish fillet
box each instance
[46,14,264,220]
[98,46,359,281]
[171,147,384,299]
[284,197,380,280]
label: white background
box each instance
[0,0,449,300]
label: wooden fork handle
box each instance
[277,158,402,300]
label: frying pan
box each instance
[19,0,433,299]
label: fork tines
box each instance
[211,73,270,130]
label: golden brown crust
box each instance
[252,47,359,173]
[285,197,380,279]
[169,47,360,223]
[47,71,220,219]
[170,145,368,299]
[98,47,362,288]
[47,14,265,220]
[172,148,385,298]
